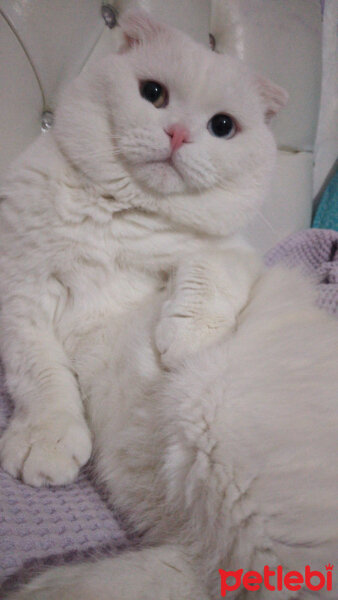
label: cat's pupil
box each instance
[142,81,162,102]
[140,81,167,108]
[209,114,235,138]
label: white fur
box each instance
[5,268,338,600]
[0,9,277,488]
[2,10,334,600]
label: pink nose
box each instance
[166,124,190,153]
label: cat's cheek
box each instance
[176,156,217,191]
[116,128,170,166]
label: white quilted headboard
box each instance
[0,0,331,251]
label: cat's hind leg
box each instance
[4,545,208,600]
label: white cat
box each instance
[1,9,336,600]
[0,9,283,487]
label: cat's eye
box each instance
[207,114,236,139]
[140,80,168,108]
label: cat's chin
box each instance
[132,161,187,195]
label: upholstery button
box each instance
[101,4,117,29]
[41,111,54,132]
[209,34,216,51]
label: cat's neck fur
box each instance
[26,132,221,275]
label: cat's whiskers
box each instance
[210,178,278,239]
[255,208,278,235]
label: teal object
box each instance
[312,166,338,232]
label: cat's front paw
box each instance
[155,297,236,370]
[0,412,92,487]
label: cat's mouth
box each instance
[149,155,185,179]
[132,156,187,194]
[149,155,175,167]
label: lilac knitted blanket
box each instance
[1,228,337,592]
[0,374,129,594]
[265,228,338,315]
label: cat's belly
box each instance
[71,292,167,537]
[70,294,162,401]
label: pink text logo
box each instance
[219,564,334,596]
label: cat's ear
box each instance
[119,9,166,50]
[256,75,289,122]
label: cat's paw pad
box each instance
[0,413,92,487]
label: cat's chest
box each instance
[48,208,205,346]
[49,226,160,343]
[58,256,157,323]
[55,271,159,359]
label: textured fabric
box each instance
[0,366,128,593]
[0,228,337,593]
[265,228,338,315]
[312,167,338,232]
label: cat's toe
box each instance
[21,426,92,487]
[0,414,92,486]
[156,308,236,370]
[155,303,186,369]
[0,425,32,479]
[155,313,204,369]
[155,304,177,359]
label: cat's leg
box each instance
[0,306,91,486]
[4,545,209,600]
[156,240,261,368]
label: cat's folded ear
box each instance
[255,75,289,122]
[118,9,166,50]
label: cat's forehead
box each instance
[127,35,260,118]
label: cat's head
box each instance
[54,10,288,237]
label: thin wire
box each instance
[0,7,46,110]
